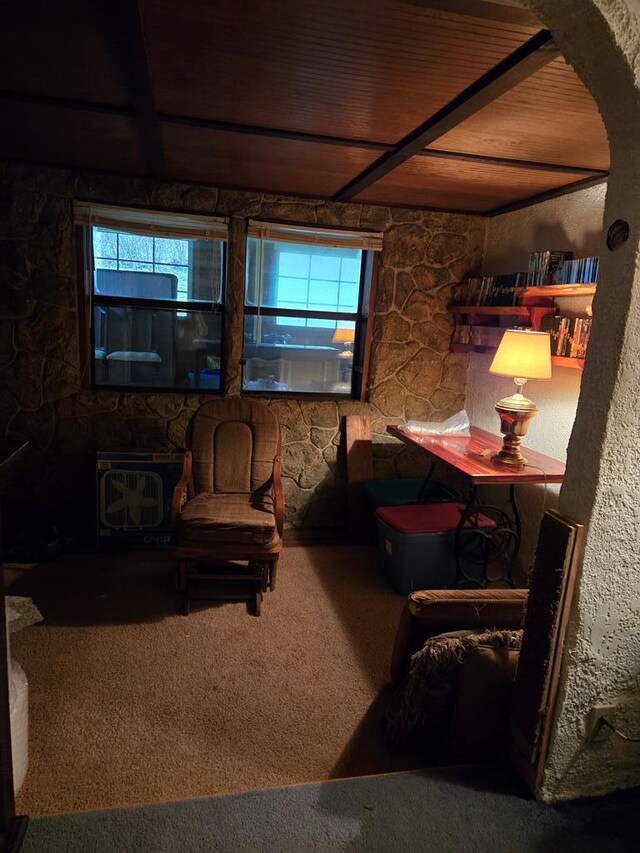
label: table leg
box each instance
[454,485,520,588]
[454,486,487,587]
[417,460,436,502]
[508,484,522,570]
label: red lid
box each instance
[376,502,496,535]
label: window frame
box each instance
[75,203,228,395]
[242,226,380,401]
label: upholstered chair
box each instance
[172,398,284,615]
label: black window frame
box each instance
[82,223,227,395]
[242,236,377,400]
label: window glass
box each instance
[245,238,362,316]
[243,315,356,395]
[91,226,225,391]
[93,227,224,304]
[93,305,222,391]
[243,235,366,396]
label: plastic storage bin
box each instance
[376,502,496,593]
[365,478,459,510]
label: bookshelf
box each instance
[450,304,591,368]
[522,284,596,299]
[450,252,597,370]
[450,305,555,356]
[551,355,585,370]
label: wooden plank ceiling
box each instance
[0,0,609,215]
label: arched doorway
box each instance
[523,0,640,801]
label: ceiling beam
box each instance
[0,89,607,178]
[159,113,390,152]
[404,0,542,28]
[332,29,561,202]
[0,90,136,119]
[420,148,607,177]
[486,173,608,217]
[94,0,166,180]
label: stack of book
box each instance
[526,250,573,286]
[548,316,592,358]
[552,256,599,284]
[454,273,527,306]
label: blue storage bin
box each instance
[187,369,221,390]
[375,503,495,593]
[365,477,459,510]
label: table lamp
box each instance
[489,328,552,467]
[333,327,355,382]
[332,326,355,357]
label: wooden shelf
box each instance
[523,284,596,298]
[453,347,586,368]
[552,356,585,369]
[451,343,498,354]
[450,283,594,369]
[450,305,530,315]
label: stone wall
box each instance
[0,161,484,540]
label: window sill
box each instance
[92,383,224,395]
[241,390,356,401]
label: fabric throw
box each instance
[386,629,523,743]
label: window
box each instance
[273,246,361,328]
[244,221,382,396]
[75,203,228,392]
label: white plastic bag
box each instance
[8,661,28,793]
[6,596,43,793]
[404,410,471,436]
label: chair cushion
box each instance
[107,351,162,362]
[177,492,279,547]
[449,643,520,758]
[188,399,279,495]
[386,628,522,744]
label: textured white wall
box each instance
[521,0,640,802]
[465,185,606,568]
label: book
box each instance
[526,250,574,287]
[552,256,600,285]
[549,316,592,358]
[455,272,527,306]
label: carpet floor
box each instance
[8,545,424,816]
[22,765,640,852]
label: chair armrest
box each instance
[390,588,528,684]
[171,451,193,527]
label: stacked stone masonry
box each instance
[0,162,484,537]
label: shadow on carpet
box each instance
[23,764,640,853]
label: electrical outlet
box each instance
[585,704,616,742]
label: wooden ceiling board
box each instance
[139,0,541,144]
[0,2,127,107]
[429,57,609,170]
[0,101,145,175]
[353,153,597,212]
[161,124,380,197]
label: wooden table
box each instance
[387,425,565,585]
[387,425,565,485]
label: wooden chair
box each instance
[172,398,284,615]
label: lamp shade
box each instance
[489,329,552,380]
[332,327,355,344]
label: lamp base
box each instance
[493,390,537,469]
[493,435,528,468]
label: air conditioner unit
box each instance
[96,452,184,549]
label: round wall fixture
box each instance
[606,219,630,250]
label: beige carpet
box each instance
[8,545,423,816]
